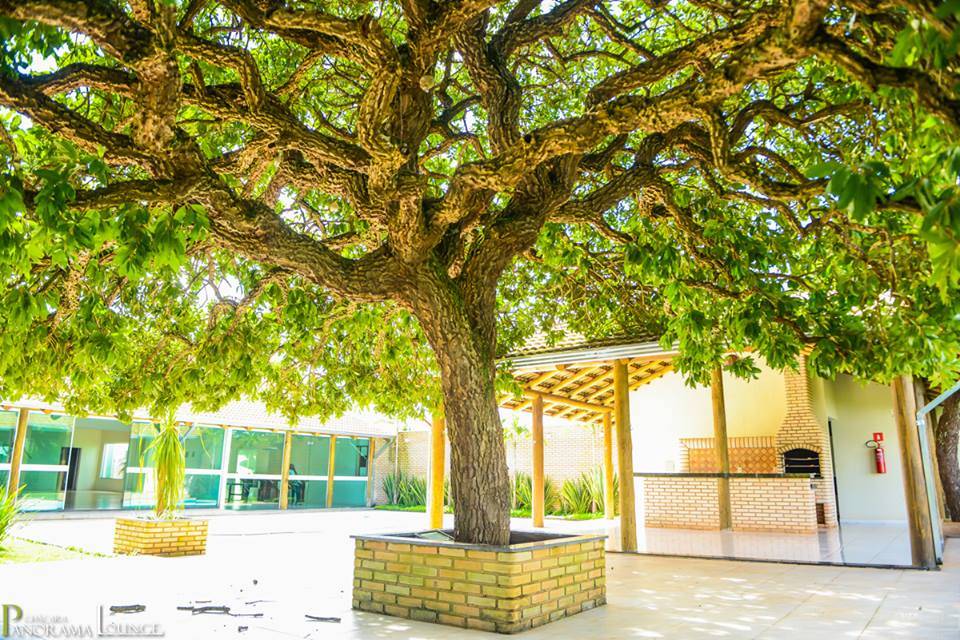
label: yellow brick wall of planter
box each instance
[352,536,605,634]
[113,518,209,557]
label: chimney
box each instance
[774,355,838,526]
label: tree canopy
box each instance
[2,0,960,542]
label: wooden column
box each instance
[7,409,29,497]
[892,375,937,569]
[326,435,337,508]
[914,382,948,519]
[613,359,637,552]
[532,394,545,528]
[365,438,377,507]
[603,413,615,520]
[711,366,732,530]
[279,431,293,510]
[427,414,446,529]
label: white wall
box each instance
[818,374,907,522]
[72,420,129,493]
[628,358,787,471]
[70,428,102,492]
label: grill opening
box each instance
[783,447,821,477]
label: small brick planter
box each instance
[113,517,208,557]
[351,530,606,634]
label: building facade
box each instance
[0,399,404,514]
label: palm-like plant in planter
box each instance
[150,419,186,519]
[113,419,208,557]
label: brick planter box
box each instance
[113,517,208,557]
[351,530,606,634]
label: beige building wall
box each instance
[626,358,786,471]
[812,374,907,522]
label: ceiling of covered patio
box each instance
[500,357,675,423]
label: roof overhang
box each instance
[504,340,677,372]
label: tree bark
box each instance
[935,393,960,521]
[406,263,512,545]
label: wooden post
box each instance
[366,438,377,507]
[427,414,446,529]
[914,381,948,519]
[613,359,637,552]
[892,375,937,569]
[279,431,293,510]
[532,394,545,528]
[711,366,732,530]
[326,435,337,508]
[603,412,615,520]
[7,408,29,497]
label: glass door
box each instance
[0,410,16,492]
[124,423,226,510]
[331,437,370,507]
[64,417,131,510]
[19,412,75,511]
[287,434,330,508]
[224,429,284,510]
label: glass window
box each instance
[23,413,74,465]
[99,443,128,479]
[0,410,16,464]
[332,479,368,507]
[184,474,220,508]
[126,422,158,469]
[19,469,66,511]
[183,426,224,470]
[288,479,326,509]
[0,470,8,493]
[290,434,330,477]
[122,471,153,509]
[224,478,280,510]
[334,437,369,477]
[228,430,284,475]
[123,471,221,510]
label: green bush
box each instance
[513,472,561,514]
[382,471,427,507]
[149,419,186,519]
[0,487,20,550]
[558,468,619,515]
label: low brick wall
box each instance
[352,532,606,634]
[113,518,208,557]
[642,476,720,529]
[730,477,817,533]
[640,474,818,532]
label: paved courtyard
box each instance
[2,510,957,639]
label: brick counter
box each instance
[639,473,818,533]
[730,476,817,533]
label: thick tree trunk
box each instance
[935,393,960,521]
[407,265,512,545]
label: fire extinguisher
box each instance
[866,433,887,474]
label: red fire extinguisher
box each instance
[866,432,887,474]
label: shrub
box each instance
[513,472,561,514]
[148,419,186,519]
[558,468,619,515]
[382,471,427,507]
[0,487,20,550]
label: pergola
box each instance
[423,335,738,552]
[422,335,941,568]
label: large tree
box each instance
[1,0,959,544]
